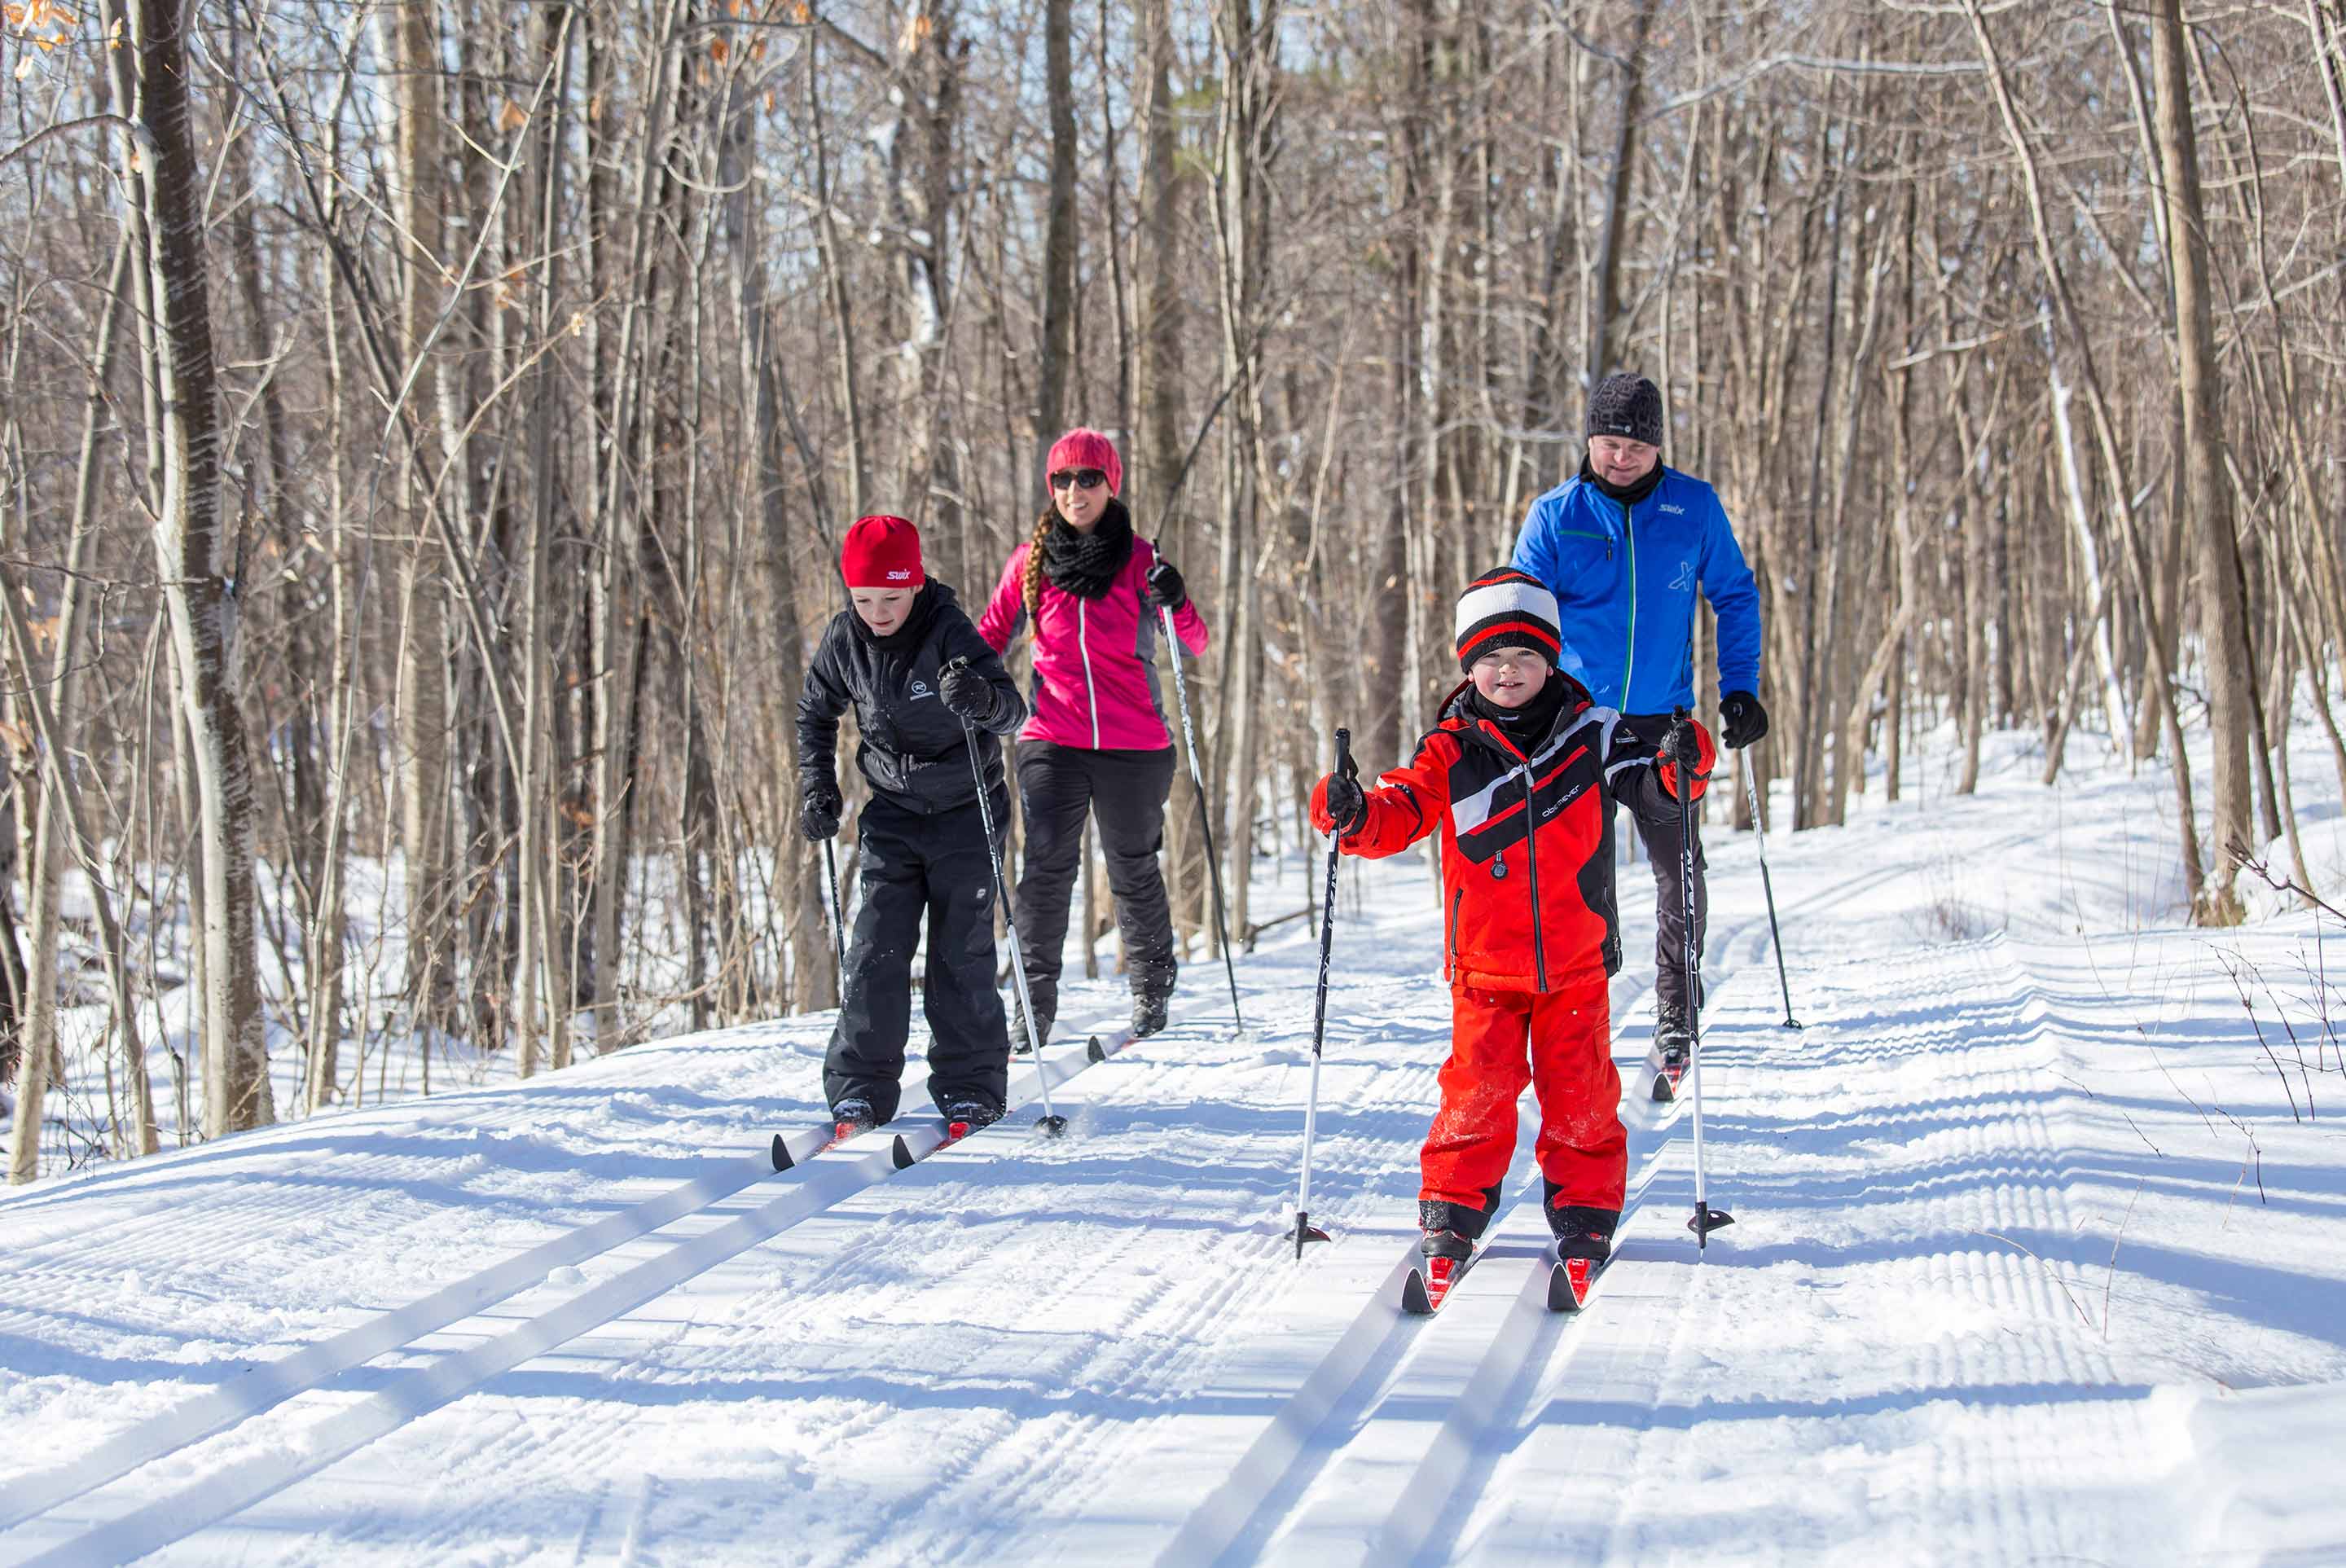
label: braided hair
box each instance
[1020,506,1057,621]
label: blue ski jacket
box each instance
[1509,466,1763,715]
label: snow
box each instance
[4,723,2344,1565]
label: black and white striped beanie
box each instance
[1455,567,1562,673]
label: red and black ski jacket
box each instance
[1311,680,1714,994]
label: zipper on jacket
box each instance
[1518,762,1549,992]
[1078,599,1101,748]
[1619,496,1637,708]
[1449,885,1464,969]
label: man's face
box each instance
[1588,436,1660,487]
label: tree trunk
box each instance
[1584,0,1660,386]
[1035,0,1080,479]
[390,0,456,1047]
[2148,0,2253,922]
[134,0,272,1137]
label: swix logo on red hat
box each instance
[888,569,912,581]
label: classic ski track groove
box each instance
[1461,932,2125,1562]
[1153,829,2036,1567]
[0,1031,1128,1565]
[199,1008,1436,1566]
[880,1017,1451,1564]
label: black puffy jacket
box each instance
[797,581,1027,817]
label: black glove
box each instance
[800,781,841,842]
[1320,754,1367,838]
[1720,690,1768,749]
[1661,715,1705,777]
[938,658,996,725]
[1144,559,1187,613]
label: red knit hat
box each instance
[840,515,924,590]
[1045,428,1122,496]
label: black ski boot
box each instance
[1403,1227,1477,1314]
[1419,1227,1474,1262]
[1131,960,1178,1040]
[940,1096,1002,1128]
[1545,1201,1618,1312]
[1131,989,1170,1040]
[1546,1201,1619,1263]
[830,1096,879,1140]
[1009,994,1054,1056]
[1646,1004,1693,1101]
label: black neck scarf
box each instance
[1039,498,1136,600]
[1468,675,1571,749]
[1580,455,1664,508]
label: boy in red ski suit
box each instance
[1311,567,1712,1264]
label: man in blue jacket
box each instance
[1509,372,1767,1072]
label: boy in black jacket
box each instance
[797,516,1027,1131]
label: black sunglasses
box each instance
[1049,468,1109,491]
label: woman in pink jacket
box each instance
[979,428,1209,1045]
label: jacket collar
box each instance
[1439,674,1596,764]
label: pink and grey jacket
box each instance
[978,534,1209,752]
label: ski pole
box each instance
[947,664,1065,1135]
[1293,727,1348,1260]
[1742,759,1801,1030]
[821,836,847,997]
[1160,603,1245,1034]
[1676,714,1732,1247]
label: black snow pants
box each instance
[1617,712,1707,1025]
[824,791,1010,1122]
[1011,741,1180,1023]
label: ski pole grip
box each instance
[1333,727,1351,774]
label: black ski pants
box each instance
[1012,742,1179,1019]
[1617,713,1707,1024]
[824,792,1009,1122]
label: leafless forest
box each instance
[1,0,2340,1179]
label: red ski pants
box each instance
[1421,975,1625,1217]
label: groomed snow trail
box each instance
[5,733,2344,1565]
[1132,828,2025,1568]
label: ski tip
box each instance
[1399,1267,1434,1315]
[1547,1266,1576,1312]
[1037,1113,1070,1137]
[1548,1257,1597,1312]
[890,1135,917,1171]
[1087,1035,1107,1062]
[771,1132,795,1171]
[1650,1073,1676,1103]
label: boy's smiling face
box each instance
[1470,647,1549,708]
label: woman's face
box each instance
[850,586,916,636]
[1050,463,1113,532]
